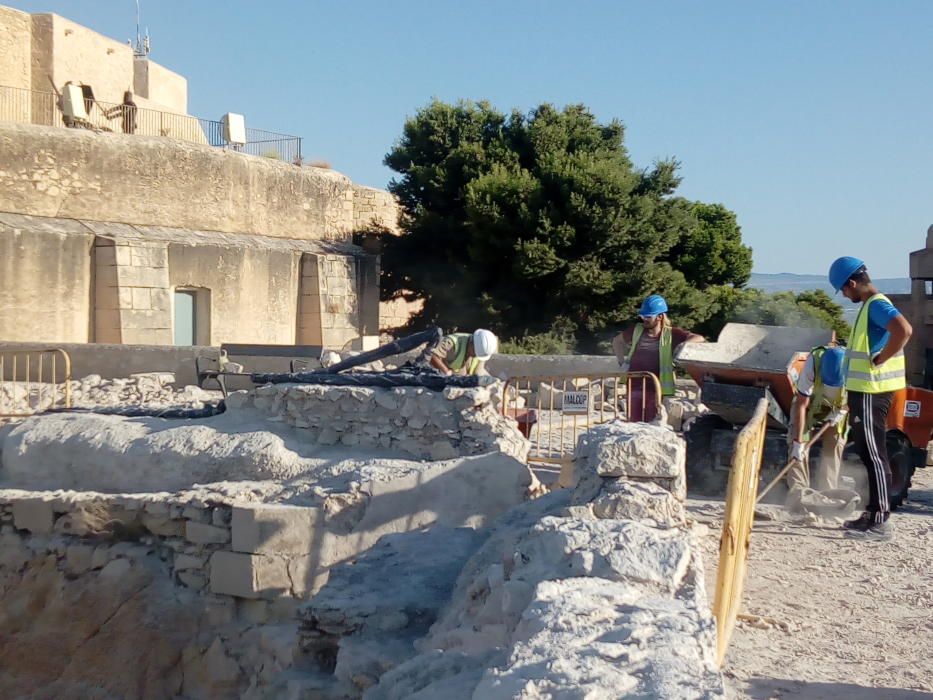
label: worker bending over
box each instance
[612,295,703,422]
[786,345,848,511]
[430,329,499,376]
[829,256,912,540]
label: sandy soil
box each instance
[690,464,933,700]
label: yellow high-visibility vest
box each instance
[845,293,906,394]
[625,323,675,396]
[448,333,481,375]
[805,346,847,440]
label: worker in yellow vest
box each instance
[829,257,912,540]
[786,345,849,512]
[611,295,703,422]
[430,329,499,376]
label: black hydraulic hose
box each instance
[41,402,226,419]
[323,327,444,374]
[250,369,495,390]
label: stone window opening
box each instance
[173,287,211,346]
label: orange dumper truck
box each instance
[677,323,933,507]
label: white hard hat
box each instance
[472,329,498,361]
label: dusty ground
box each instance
[690,464,933,700]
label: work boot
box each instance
[845,518,894,541]
[842,511,872,531]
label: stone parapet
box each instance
[229,383,530,462]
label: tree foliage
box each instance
[380,99,778,350]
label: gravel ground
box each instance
[690,462,933,699]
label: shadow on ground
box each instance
[741,678,933,699]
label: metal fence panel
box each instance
[712,397,768,666]
[0,349,72,418]
[501,371,662,467]
[0,85,300,162]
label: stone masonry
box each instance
[94,236,171,344]
[230,383,530,462]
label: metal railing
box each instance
[0,348,73,418]
[501,371,662,468]
[0,85,301,162]
[712,397,768,666]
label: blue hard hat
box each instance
[828,256,865,292]
[639,294,668,317]
[820,346,846,388]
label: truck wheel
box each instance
[685,414,733,496]
[886,431,914,510]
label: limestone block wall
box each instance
[0,123,359,243]
[351,185,400,234]
[30,13,137,108]
[298,253,379,348]
[167,241,301,346]
[0,210,379,347]
[230,383,530,462]
[379,296,424,333]
[133,57,188,114]
[94,236,172,345]
[0,213,94,342]
[0,6,30,93]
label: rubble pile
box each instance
[297,421,724,699]
[69,372,220,409]
[0,368,723,698]
[0,372,220,417]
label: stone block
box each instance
[94,245,118,265]
[590,479,686,526]
[117,287,134,308]
[114,245,133,265]
[174,552,207,570]
[118,265,168,288]
[141,514,186,537]
[186,521,231,545]
[150,288,171,311]
[12,499,54,534]
[209,551,291,599]
[65,544,95,575]
[286,555,329,597]
[576,421,685,480]
[231,503,321,555]
[94,309,121,331]
[131,287,150,310]
[121,308,171,331]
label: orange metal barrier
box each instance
[0,349,72,418]
[501,371,661,467]
[712,397,768,666]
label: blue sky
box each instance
[12,1,932,278]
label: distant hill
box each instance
[748,273,911,323]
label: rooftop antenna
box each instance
[132,0,150,58]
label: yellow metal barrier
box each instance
[501,371,662,467]
[712,397,768,666]
[0,349,72,418]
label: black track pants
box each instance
[847,390,893,523]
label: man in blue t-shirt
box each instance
[830,257,912,540]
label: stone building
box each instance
[888,225,933,387]
[0,6,410,349]
[0,5,192,133]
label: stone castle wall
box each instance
[0,124,409,345]
[352,185,400,234]
[0,123,366,243]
